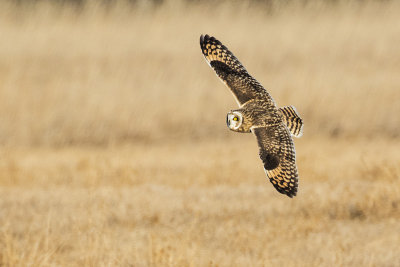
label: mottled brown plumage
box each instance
[253,126,298,197]
[200,34,303,198]
[200,34,276,107]
[279,106,304,138]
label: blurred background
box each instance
[0,0,399,266]
[1,0,399,146]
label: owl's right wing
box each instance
[252,124,298,198]
[200,34,276,107]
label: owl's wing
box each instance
[252,124,298,197]
[200,34,276,107]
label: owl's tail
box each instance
[279,106,304,138]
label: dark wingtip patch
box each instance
[200,34,222,48]
[200,34,204,46]
[260,151,280,170]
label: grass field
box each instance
[0,1,400,266]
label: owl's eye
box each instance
[233,117,238,121]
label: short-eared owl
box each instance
[200,34,303,198]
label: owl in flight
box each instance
[200,34,303,197]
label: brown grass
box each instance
[0,1,400,266]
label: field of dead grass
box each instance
[0,1,399,266]
[1,138,400,266]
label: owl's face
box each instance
[226,111,243,131]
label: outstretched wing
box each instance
[200,34,276,107]
[253,124,298,197]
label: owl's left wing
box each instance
[200,34,276,107]
[252,124,298,198]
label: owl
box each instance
[200,34,303,198]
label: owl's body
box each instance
[232,100,282,131]
[200,34,303,198]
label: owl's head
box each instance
[226,111,243,131]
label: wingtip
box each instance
[200,34,211,45]
[283,188,297,198]
[282,189,296,198]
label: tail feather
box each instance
[279,106,303,138]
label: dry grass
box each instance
[1,138,400,266]
[0,1,400,266]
